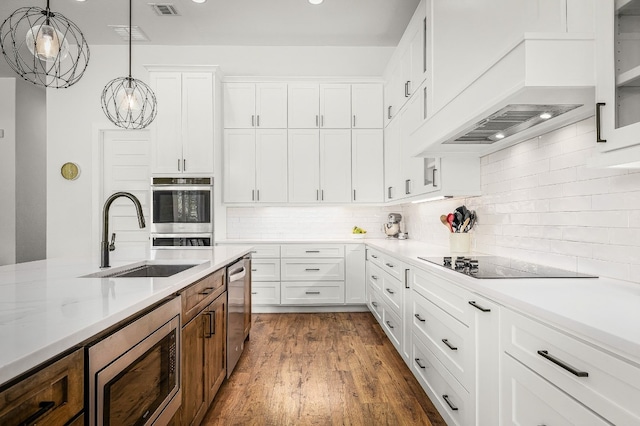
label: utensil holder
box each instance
[449,233,470,253]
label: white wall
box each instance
[402,117,640,285]
[45,44,394,258]
[0,79,16,265]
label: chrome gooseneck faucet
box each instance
[101,192,146,268]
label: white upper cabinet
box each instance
[352,84,383,129]
[320,129,351,202]
[150,71,214,174]
[319,84,351,129]
[352,129,384,203]
[255,129,288,202]
[384,117,402,202]
[288,84,320,129]
[593,0,640,167]
[224,129,256,203]
[224,83,287,128]
[288,129,320,202]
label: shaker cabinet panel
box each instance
[223,129,256,203]
[319,84,351,129]
[352,129,384,203]
[255,83,288,128]
[319,129,351,203]
[352,84,383,129]
[223,83,256,129]
[182,73,214,174]
[255,129,288,202]
[150,73,183,174]
[288,130,320,202]
[288,84,320,129]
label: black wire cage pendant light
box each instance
[0,0,90,88]
[101,0,157,130]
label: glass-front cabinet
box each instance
[595,0,640,165]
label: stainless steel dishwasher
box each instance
[227,256,250,377]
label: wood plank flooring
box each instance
[202,312,446,426]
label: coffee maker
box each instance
[383,213,403,238]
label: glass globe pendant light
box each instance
[101,0,157,130]
[0,0,89,88]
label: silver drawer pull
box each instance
[251,269,257,272]
[442,339,458,351]
[442,395,458,411]
[371,254,378,259]
[385,288,395,295]
[386,263,394,268]
[251,292,257,295]
[371,275,378,280]
[305,291,320,295]
[385,321,394,329]
[468,300,491,312]
[414,313,426,322]
[305,250,320,253]
[305,268,320,271]
[415,358,426,369]
[371,301,378,307]
[537,350,589,377]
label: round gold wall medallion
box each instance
[61,162,80,180]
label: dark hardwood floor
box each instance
[202,312,446,426]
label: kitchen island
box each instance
[0,245,253,387]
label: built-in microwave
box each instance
[151,177,213,234]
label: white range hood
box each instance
[410,34,595,157]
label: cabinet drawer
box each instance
[366,262,384,293]
[181,268,226,324]
[0,349,84,426]
[281,258,345,281]
[366,247,407,282]
[382,306,402,350]
[367,286,383,322]
[281,244,344,258]
[251,259,280,281]
[251,282,281,305]
[411,267,472,326]
[249,244,280,258]
[281,282,345,305]
[503,308,640,425]
[412,290,473,390]
[501,353,609,426]
[367,247,384,268]
[412,337,471,426]
[380,272,402,317]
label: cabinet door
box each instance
[352,129,383,203]
[182,73,214,173]
[150,72,182,174]
[595,1,640,155]
[352,84,383,129]
[384,118,402,201]
[345,244,366,304]
[224,83,256,128]
[320,84,351,129]
[205,294,227,404]
[288,84,319,129]
[320,129,351,203]
[180,312,208,426]
[398,45,412,110]
[288,129,320,202]
[223,129,256,203]
[256,129,288,202]
[400,90,426,197]
[256,83,287,128]
[384,65,400,128]
[409,21,426,97]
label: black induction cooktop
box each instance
[418,256,598,279]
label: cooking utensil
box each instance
[460,217,470,233]
[447,213,454,232]
[440,215,452,232]
[466,211,477,232]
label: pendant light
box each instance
[101,0,157,130]
[0,0,90,88]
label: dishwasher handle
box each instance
[228,265,247,282]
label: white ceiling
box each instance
[0,0,421,46]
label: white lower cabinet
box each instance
[501,353,610,426]
[280,258,345,281]
[281,282,345,305]
[251,282,280,306]
[345,244,366,304]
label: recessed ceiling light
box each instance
[495,132,505,139]
[308,0,324,4]
[539,112,552,120]
[192,0,206,3]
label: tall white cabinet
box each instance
[224,83,287,129]
[149,70,217,174]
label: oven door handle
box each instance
[151,185,212,192]
[229,267,246,282]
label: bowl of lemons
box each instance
[352,226,367,239]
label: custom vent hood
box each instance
[410,34,595,157]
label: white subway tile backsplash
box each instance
[562,226,609,244]
[548,196,592,212]
[592,191,640,211]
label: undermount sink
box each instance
[82,262,200,278]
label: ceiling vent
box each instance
[109,25,150,42]
[149,3,180,16]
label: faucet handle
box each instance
[109,233,116,251]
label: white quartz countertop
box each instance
[365,239,640,365]
[0,245,253,386]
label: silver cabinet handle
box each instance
[388,186,393,199]
[316,189,319,201]
[596,102,606,143]
[315,115,319,127]
[442,339,458,351]
[537,350,589,377]
[321,115,324,127]
[385,263,394,268]
[305,268,320,271]
[371,275,378,280]
[306,291,320,295]
[371,254,378,259]
[385,320,394,329]
[256,189,260,201]
[415,358,426,369]
[405,179,411,195]
[251,292,257,295]
[251,269,257,272]
[252,189,255,201]
[404,269,409,289]
[257,115,260,127]
[252,115,255,127]
[177,158,181,171]
[183,159,186,171]
[353,115,356,127]
[432,168,438,188]
[321,190,324,201]
[371,301,378,307]
[469,301,491,312]
[353,189,356,201]
[305,250,320,253]
[414,313,426,322]
[404,81,409,97]
[442,395,458,411]
[385,288,395,295]
[387,106,392,119]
